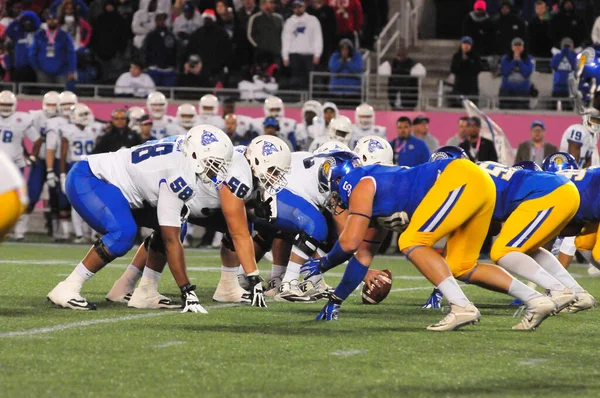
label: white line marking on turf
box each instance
[154,341,187,348]
[517,359,548,366]
[330,349,368,357]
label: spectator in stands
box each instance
[185,10,232,78]
[551,37,576,105]
[224,113,258,145]
[388,46,426,110]
[177,54,211,88]
[0,0,21,39]
[115,60,156,97]
[58,0,92,50]
[90,0,128,82]
[527,0,552,58]
[446,116,469,147]
[234,0,260,70]
[173,1,202,47]
[29,11,76,85]
[550,0,586,49]
[450,36,481,106]
[328,38,362,94]
[216,0,235,38]
[142,12,178,87]
[138,114,154,143]
[247,0,284,63]
[132,0,169,50]
[515,120,558,165]
[281,0,322,89]
[460,116,497,162]
[494,1,526,56]
[499,37,534,109]
[389,116,430,167]
[276,0,293,20]
[94,108,142,153]
[50,0,89,19]
[76,47,99,84]
[306,0,337,71]
[462,0,495,57]
[412,115,439,153]
[139,0,171,15]
[238,60,279,100]
[0,42,9,82]
[6,11,40,83]
[327,0,362,44]
[591,14,600,44]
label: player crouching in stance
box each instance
[0,152,28,242]
[47,125,234,312]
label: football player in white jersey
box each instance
[254,96,298,150]
[146,91,184,138]
[0,90,41,169]
[222,97,258,134]
[127,106,146,134]
[59,104,104,243]
[295,100,322,150]
[308,101,338,141]
[308,116,353,152]
[195,94,225,129]
[47,125,234,312]
[176,103,198,131]
[353,135,394,165]
[351,103,386,148]
[0,152,28,242]
[559,111,600,168]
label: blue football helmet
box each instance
[317,151,362,214]
[429,146,468,162]
[542,152,579,172]
[512,161,542,171]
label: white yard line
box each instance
[154,341,187,348]
[330,349,368,357]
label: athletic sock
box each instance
[138,267,162,290]
[437,277,469,307]
[60,219,70,239]
[121,264,143,288]
[220,265,238,282]
[282,261,301,284]
[270,264,287,280]
[65,262,94,291]
[508,279,543,302]
[497,252,565,291]
[531,248,586,293]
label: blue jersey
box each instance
[478,161,569,221]
[337,160,452,218]
[557,167,600,223]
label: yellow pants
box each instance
[491,182,580,262]
[399,159,496,277]
[575,223,600,260]
[0,189,25,242]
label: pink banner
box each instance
[17,99,581,147]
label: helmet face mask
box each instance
[199,94,219,116]
[70,104,93,127]
[127,106,146,131]
[182,125,234,188]
[58,91,78,116]
[263,96,284,119]
[147,92,168,119]
[177,103,198,129]
[246,136,291,195]
[328,116,353,145]
[0,90,16,117]
[584,112,600,134]
[355,103,375,130]
[317,152,362,214]
[43,91,60,118]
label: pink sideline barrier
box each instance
[16,100,582,146]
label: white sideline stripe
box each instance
[0,303,240,338]
[330,349,368,357]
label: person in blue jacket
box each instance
[6,11,41,83]
[328,38,363,94]
[388,116,430,167]
[29,11,77,86]
[499,37,534,110]
[550,37,577,103]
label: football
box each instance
[362,269,393,304]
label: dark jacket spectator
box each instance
[216,0,235,38]
[460,117,498,162]
[388,47,426,110]
[29,12,76,84]
[326,0,362,41]
[527,0,552,57]
[276,0,293,20]
[514,120,558,165]
[247,0,284,61]
[551,38,577,95]
[185,11,232,76]
[462,1,495,56]
[549,0,587,49]
[177,54,211,89]
[493,1,527,55]
[328,38,362,93]
[76,47,99,84]
[5,11,40,82]
[90,1,128,61]
[142,12,179,86]
[93,109,142,154]
[307,0,337,70]
[451,36,481,98]
[233,0,259,69]
[500,37,534,95]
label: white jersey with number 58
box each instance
[560,124,598,167]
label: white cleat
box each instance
[263,250,274,262]
[47,281,96,310]
[567,291,597,313]
[548,288,577,312]
[299,279,332,300]
[275,281,314,302]
[426,302,480,331]
[265,276,282,297]
[128,285,180,309]
[105,278,135,304]
[512,296,558,330]
[212,279,251,303]
[587,265,600,276]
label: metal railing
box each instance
[308,71,366,107]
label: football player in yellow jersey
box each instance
[0,152,28,242]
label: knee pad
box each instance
[94,238,116,263]
[292,231,321,258]
[253,232,273,253]
[148,231,166,256]
[222,232,236,252]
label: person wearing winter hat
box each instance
[462,0,495,57]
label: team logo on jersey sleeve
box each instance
[262,141,279,156]
[201,130,219,146]
[368,139,384,153]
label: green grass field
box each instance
[1,242,600,397]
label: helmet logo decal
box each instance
[201,130,219,146]
[431,152,449,161]
[368,139,384,153]
[262,141,279,156]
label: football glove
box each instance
[252,197,273,222]
[421,288,443,309]
[60,173,67,194]
[316,297,341,321]
[180,284,208,314]
[25,155,37,166]
[247,275,267,307]
[46,169,58,189]
[301,257,328,279]
[375,211,410,233]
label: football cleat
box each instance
[422,288,443,309]
[47,282,96,310]
[299,278,332,300]
[426,302,480,331]
[264,275,282,297]
[128,285,181,309]
[512,296,558,330]
[105,278,135,304]
[316,300,341,321]
[567,291,597,313]
[509,298,524,306]
[587,265,600,276]
[212,279,251,303]
[548,288,577,312]
[275,281,314,302]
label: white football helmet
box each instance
[313,140,352,155]
[177,103,198,130]
[353,135,393,165]
[302,100,323,119]
[328,116,353,145]
[182,124,233,186]
[127,106,146,131]
[58,91,78,115]
[198,94,219,116]
[583,109,600,135]
[147,91,168,119]
[245,135,291,195]
[70,103,93,127]
[355,103,375,129]
[42,91,60,118]
[0,90,17,117]
[263,96,284,119]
